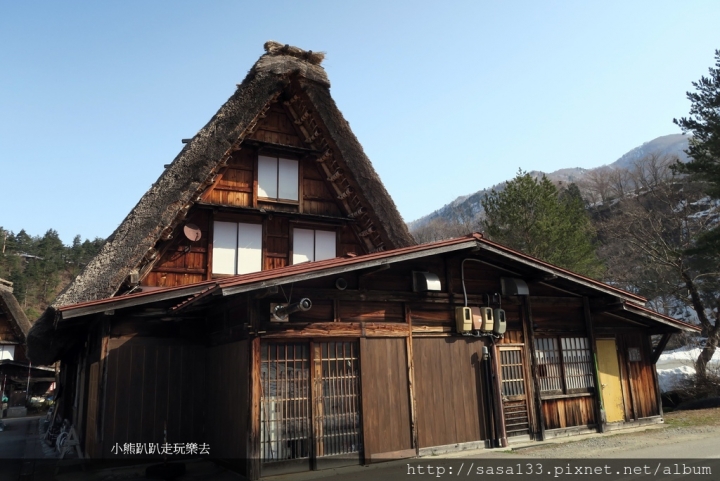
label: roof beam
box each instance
[651,333,673,365]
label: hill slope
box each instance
[408,133,689,233]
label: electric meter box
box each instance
[469,307,483,330]
[481,307,494,332]
[493,308,507,334]
[455,307,473,333]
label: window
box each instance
[534,337,594,395]
[292,228,336,264]
[258,155,298,201]
[0,345,14,361]
[212,221,262,275]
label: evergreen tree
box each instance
[482,170,604,278]
[674,49,720,254]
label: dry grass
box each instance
[664,407,720,428]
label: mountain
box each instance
[408,134,690,234]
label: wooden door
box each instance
[315,341,362,469]
[260,341,361,476]
[596,339,625,423]
[499,347,531,439]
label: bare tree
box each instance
[579,166,615,205]
[598,154,720,379]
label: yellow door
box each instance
[596,339,625,423]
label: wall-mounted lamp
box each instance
[271,298,312,322]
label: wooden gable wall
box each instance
[140,103,366,289]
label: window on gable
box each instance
[0,345,15,361]
[258,155,298,202]
[534,337,595,395]
[212,221,262,275]
[292,228,336,264]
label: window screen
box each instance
[258,155,298,201]
[292,228,336,264]
[258,155,278,199]
[212,221,262,275]
[212,221,238,275]
[292,229,315,264]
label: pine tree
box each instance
[674,49,720,254]
[482,170,604,278]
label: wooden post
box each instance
[490,340,508,447]
[404,304,419,454]
[247,337,261,481]
[650,333,672,365]
[648,335,665,419]
[583,297,606,433]
[523,296,546,441]
[311,342,323,467]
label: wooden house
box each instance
[26,43,698,478]
[0,278,54,417]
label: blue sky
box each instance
[2,1,719,244]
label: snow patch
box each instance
[656,346,720,393]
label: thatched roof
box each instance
[0,280,32,342]
[27,42,414,365]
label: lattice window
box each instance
[500,349,526,397]
[534,337,594,394]
[260,341,361,465]
[561,337,595,392]
[260,343,311,462]
[318,342,361,456]
[534,338,564,394]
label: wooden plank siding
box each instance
[542,396,596,430]
[139,105,366,289]
[360,338,413,460]
[413,337,489,448]
[101,338,206,457]
[206,340,249,469]
[248,103,304,148]
[618,332,659,419]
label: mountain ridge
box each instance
[408,133,690,232]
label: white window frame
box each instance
[292,228,337,264]
[212,221,263,275]
[257,154,299,202]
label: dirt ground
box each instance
[508,407,720,458]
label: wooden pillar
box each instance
[490,341,508,447]
[649,335,666,418]
[247,336,261,481]
[583,297,606,433]
[404,305,419,454]
[650,333,672,365]
[523,296,546,441]
[520,306,537,438]
[311,342,323,468]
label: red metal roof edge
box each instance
[216,234,479,289]
[475,237,648,304]
[623,301,701,332]
[60,233,688,332]
[57,278,218,312]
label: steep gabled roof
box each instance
[27,42,414,364]
[57,42,412,309]
[0,280,32,342]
